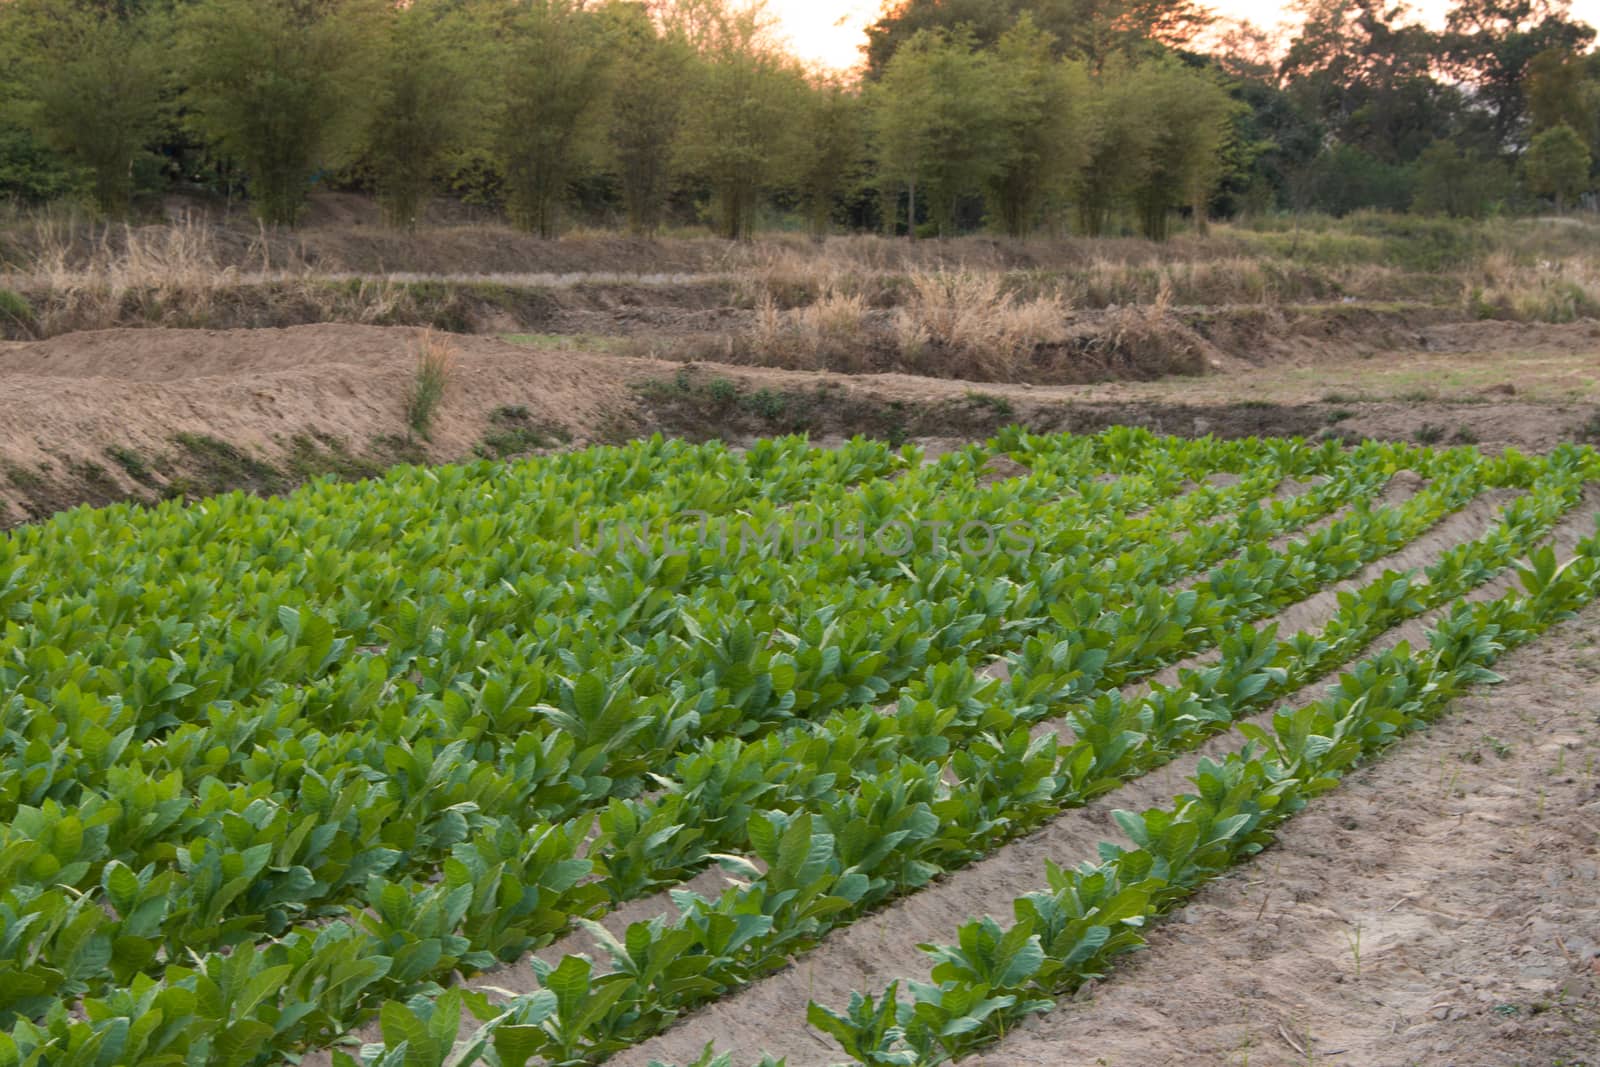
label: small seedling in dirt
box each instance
[1482,734,1512,759]
[1452,425,1479,445]
[2,461,44,493]
[105,445,156,486]
[1325,409,1353,424]
[405,329,455,440]
[707,377,738,408]
[964,391,1014,419]
[0,288,35,335]
[1345,922,1364,979]
[1415,423,1446,444]
[744,388,787,422]
[69,461,117,494]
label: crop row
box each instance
[345,448,1591,1067]
[3,439,1587,1065]
[0,438,1354,868]
[802,537,1600,1065]
[0,434,1347,1023]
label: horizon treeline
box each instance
[0,0,1598,238]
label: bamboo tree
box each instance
[2,1,166,218]
[177,0,379,226]
[869,29,1007,237]
[790,75,867,236]
[673,5,803,239]
[499,0,611,238]
[1121,57,1235,239]
[598,1,691,235]
[985,16,1089,237]
[363,0,486,230]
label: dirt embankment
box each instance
[1,322,1598,527]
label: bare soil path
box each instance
[973,603,1600,1067]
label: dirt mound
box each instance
[1420,317,1600,353]
[0,325,646,523]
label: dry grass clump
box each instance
[2,212,325,335]
[740,269,1071,380]
[405,328,456,439]
[748,287,875,371]
[1463,253,1600,323]
[1073,279,1213,378]
[0,213,451,336]
[892,270,1070,379]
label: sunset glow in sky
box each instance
[768,0,1600,71]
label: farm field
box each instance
[2,427,1599,1066]
[6,215,1600,524]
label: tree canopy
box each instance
[0,0,1595,233]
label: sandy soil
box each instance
[975,597,1600,1067]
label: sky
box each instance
[768,0,1600,71]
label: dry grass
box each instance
[1464,252,1600,323]
[1081,278,1214,378]
[2,213,329,335]
[732,270,1072,380]
[748,287,873,370]
[2,207,1597,381]
[405,328,456,439]
[892,271,1070,379]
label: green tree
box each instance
[674,6,804,239]
[1296,143,1416,214]
[2,2,166,217]
[497,0,611,237]
[1074,61,1155,235]
[1523,121,1591,210]
[985,18,1088,236]
[1439,0,1596,148]
[869,29,1006,236]
[1410,139,1506,216]
[178,0,378,226]
[363,0,486,230]
[863,0,1210,77]
[1281,0,1463,166]
[1126,57,1237,239]
[790,76,867,236]
[1526,47,1599,144]
[0,124,77,203]
[598,1,691,234]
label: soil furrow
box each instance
[970,507,1600,1067]
[510,471,1399,972]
